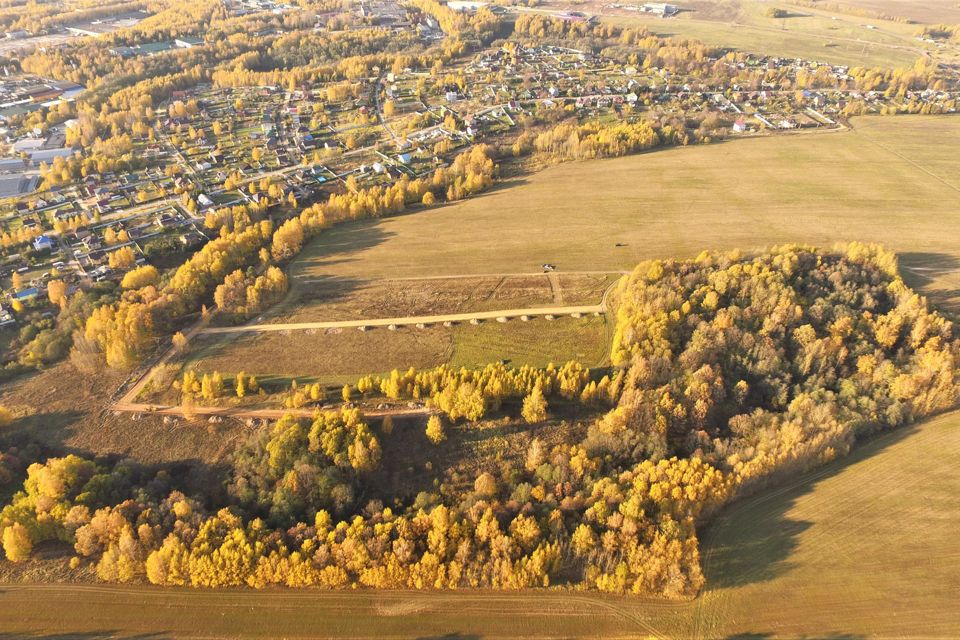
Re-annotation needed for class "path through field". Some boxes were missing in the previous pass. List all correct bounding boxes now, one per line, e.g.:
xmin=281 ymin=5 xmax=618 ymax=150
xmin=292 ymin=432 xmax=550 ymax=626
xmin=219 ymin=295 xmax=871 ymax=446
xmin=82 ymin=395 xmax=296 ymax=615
xmin=198 ymin=304 xmax=604 ymax=335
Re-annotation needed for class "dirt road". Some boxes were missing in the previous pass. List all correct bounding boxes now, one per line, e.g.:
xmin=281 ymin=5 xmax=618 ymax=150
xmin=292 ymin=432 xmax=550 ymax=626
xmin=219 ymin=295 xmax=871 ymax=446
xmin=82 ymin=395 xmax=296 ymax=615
xmin=199 ymin=304 xmax=605 ymax=335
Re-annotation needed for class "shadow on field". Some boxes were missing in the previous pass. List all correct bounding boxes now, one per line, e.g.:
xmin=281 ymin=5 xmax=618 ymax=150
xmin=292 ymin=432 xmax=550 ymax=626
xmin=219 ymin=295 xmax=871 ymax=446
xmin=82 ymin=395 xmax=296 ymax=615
xmin=725 ymin=634 xmax=866 ymax=640
xmin=415 ymin=635 xmax=482 ymax=640
xmin=899 ymin=252 xmax=960 ymax=319
xmin=0 ymin=633 xmax=171 ymax=639
xmin=699 ymin=424 xmax=919 ymax=591
xmin=293 ymin=218 xmax=395 ymax=272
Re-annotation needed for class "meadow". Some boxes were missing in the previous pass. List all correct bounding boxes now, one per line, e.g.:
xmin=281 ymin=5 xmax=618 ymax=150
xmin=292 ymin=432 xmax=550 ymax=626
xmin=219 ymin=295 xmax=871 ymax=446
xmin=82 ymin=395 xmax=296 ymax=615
xmin=288 ymin=115 xmax=960 ymax=311
xmin=170 ymin=115 xmax=960 ymax=392
xmin=3 ymin=410 xmax=957 ymax=638
xmin=591 ymin=0 xmax=932 ymax=68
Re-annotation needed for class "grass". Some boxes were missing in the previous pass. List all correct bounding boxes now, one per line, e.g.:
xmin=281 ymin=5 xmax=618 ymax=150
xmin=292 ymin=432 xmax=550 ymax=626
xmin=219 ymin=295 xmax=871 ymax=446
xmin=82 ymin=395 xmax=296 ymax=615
xmin=688 ymin=409 xmax=960 ymax=638
xmin=821 ymin=0 xmax=960 ymax=24
xmin=289 ymin=115 xmax=960 ymax=313
xmin=3 ymin=410 xmax=958 ymax=638
xmin=177 ymin=115 xmax=960 ymax=389
xmin=450 ymin=314 xmax=610 ymax=369
xmin=181 ymin=314 xmax=610 ymax=387
xmin=592 ymin=0 xmax=934 ymax=68
xmin=172 ymin=271 xmax=615 ymax=390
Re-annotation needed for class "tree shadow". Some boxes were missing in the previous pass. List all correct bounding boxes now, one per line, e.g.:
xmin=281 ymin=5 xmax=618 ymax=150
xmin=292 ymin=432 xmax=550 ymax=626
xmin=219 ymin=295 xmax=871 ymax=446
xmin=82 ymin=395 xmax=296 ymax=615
xmin=293 ymin=217 xmax=396 ymax=273
xmin=0 ymin=633 xmax=172 ymax=639
xmin=898 ymin=251 xmax=960 ymax=319
xmin=699 ymin=424 xmax=920 ymax=591
xmin=415 ymin=635 xmax=483 ymax=640
xmin=726 ymin=634 xmax=865 ymax=640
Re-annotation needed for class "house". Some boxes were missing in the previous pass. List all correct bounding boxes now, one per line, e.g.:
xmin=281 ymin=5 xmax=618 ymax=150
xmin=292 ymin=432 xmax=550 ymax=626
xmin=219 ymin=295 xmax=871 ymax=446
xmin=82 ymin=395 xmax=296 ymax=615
xmin=175 ymin=37 xmax=204 ymax=48
xmin=32 ymin=235 xmax=56 ymax=253
xmin=0 ymin=304 xmax=14 ymax=327
xmin=197 ymin=193 xmax=214 ymax=208
xmin=642 ymin=3 xmax=679 ymax=17
xmin=10 ymin=287 xmax=39 ymax=302
xmin=733 ymin=118 xmax=747 ymax=133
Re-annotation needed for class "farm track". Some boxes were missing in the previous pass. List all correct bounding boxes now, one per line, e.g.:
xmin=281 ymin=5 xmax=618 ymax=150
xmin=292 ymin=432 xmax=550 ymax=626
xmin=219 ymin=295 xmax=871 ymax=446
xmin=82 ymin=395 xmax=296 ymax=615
xmin=198 ymin=304 xmax=605 ymax=335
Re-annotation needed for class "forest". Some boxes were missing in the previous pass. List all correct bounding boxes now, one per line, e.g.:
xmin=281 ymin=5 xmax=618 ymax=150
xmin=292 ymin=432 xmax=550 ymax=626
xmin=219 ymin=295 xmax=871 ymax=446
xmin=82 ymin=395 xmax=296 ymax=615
xmin=2 ymin=243 xmax=956 ymax=596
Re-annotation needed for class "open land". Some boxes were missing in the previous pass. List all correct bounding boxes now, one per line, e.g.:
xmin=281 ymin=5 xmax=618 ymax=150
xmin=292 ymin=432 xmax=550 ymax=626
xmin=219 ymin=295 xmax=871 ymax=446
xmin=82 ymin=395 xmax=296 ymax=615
xmin=149 ymin=114 xmax=960 ymax=412
xmin=2 ymin=409 xmax=958 ymax=639
xmin=529 ymin=0 xmax=935 ymax=68
xmin=282 ymin=115 xmax=960 ymax=308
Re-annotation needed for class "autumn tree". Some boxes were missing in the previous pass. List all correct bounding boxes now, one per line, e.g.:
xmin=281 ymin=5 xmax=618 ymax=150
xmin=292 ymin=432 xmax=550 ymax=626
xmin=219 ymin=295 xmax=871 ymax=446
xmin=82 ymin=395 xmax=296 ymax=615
xmin=425 ymin=415 xmax=445 ymax=444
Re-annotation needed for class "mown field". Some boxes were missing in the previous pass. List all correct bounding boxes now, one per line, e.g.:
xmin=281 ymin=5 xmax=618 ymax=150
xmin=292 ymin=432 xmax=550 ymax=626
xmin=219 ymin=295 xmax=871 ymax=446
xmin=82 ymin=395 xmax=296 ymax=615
xmin=176 ymin=116 xmax=960 ymax=389
xmin=289 ymin=116 xmax=960 ymax=312
xmin=3 ymin=410 xmax=958 ymax=638
xmin=181 ymin=314 xmax=611 ymax=389
xmin=589 ymin=0 xmax=932 ymax=68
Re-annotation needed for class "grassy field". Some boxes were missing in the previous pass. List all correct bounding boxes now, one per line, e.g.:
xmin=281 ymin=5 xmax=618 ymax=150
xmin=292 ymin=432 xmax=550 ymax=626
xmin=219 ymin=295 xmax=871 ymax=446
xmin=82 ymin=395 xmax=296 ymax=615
xmin=182 ymin=314 xmax=611 ymax=387
xmin=824 ymin=0 xmax=960 ymax=24
xmin=585 ymin=0 xmax=933 ymax=68
xmin=175 ymin=115 xmax=960 ymax=389
xmin=289 ymin=116 xmax=960 ymax=313
xmin=4 ymin=410 xmax=958 ymax=638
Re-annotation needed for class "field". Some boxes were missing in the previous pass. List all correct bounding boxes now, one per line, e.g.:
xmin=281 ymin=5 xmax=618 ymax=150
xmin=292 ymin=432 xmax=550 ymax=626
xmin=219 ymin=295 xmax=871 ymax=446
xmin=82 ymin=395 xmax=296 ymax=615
xmin=167 ymin=271 xmax=616 ymax=392
xmin=164 ymin=115 xmax=960 ymax=394
xmin=285 ymin=115 xmax=960 ymax=312
xmin=185 ymin=314 xmax=610 ymax=386
xmin=3 ymin=410 xmax=958 ymax=638
xmin=577 ymin=0 xmax=934 ymax=68
xmin=826 ymin=0 xmax=960 ymax=24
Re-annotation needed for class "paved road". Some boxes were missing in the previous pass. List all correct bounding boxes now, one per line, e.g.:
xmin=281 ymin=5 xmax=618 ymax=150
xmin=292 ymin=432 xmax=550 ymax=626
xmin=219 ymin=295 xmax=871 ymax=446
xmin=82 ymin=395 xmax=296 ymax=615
xmin=199 ymin=304 xmax=605 ymax=335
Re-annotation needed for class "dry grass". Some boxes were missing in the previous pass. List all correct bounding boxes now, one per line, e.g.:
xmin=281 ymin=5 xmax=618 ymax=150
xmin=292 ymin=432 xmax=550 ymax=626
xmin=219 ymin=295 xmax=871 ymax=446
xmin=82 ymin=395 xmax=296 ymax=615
xmin=180 ymin=314 xmax=610 ymax=387
xmin=289 ymin=116 xmax=960 ymax=312
xmin=263 ymin=271 xmax=614 ymax=326
xmin=0 ymin=362 xmax=249 ymax=496
xmin=589 ymin=0 xmax=933 ymax=68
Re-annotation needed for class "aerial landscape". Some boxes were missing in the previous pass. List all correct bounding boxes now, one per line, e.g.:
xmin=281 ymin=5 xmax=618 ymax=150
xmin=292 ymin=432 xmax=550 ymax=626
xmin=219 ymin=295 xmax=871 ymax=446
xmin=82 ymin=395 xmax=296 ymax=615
xmin=0 ymin=0 xmax=957 ymax=637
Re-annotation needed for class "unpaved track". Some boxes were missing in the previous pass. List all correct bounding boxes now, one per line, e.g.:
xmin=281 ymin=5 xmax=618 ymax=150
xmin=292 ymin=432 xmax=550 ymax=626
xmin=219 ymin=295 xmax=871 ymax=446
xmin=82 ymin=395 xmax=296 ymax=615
xmin=199 ymin=304 xmax=605 ymax=335
xmin=112 ymin=400 xmax=429 ymax=420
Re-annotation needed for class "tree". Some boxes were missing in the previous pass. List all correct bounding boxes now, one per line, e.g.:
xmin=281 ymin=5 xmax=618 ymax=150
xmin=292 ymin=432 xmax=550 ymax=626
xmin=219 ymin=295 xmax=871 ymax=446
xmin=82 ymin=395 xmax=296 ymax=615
xmin=342 ymin=384 xmax=352 ymax=403
xmin=381 ymin=415 xmax=394 ymax=435
xmin=2 ymin=523 xmax=32 ymax=562
xmin=422 ymin=191 xmax=436 ymax=206
xmin=121 ymin=265 xmax=159 ymax=290
xmin=425 ymin=415 xmax=445 ymax=444
xmin=521 ymin=385 xmax=548 ymax=423
xmin=0 ymin=405 xmax=12 ymax=428
xmin=47 ymin=280 xmax=68 ymax=306
xmin=108 ymin=246 xmax=136 ymax=270
xmin=236 ymin=372 xmax=247 ymax=398
xmin=172 ymin=332 xmax=188 ymax=354
xmin=474 ymin=471 xmax=497 ymax=497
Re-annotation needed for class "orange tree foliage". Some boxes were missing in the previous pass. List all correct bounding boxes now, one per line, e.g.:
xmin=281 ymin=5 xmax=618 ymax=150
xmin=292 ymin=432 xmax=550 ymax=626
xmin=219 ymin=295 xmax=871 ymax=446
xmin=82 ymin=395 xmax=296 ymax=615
xmin=5 ymin=244 xmax=959 ymax=598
